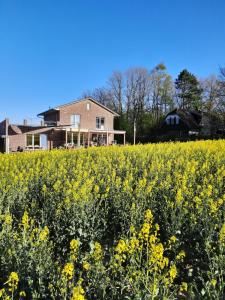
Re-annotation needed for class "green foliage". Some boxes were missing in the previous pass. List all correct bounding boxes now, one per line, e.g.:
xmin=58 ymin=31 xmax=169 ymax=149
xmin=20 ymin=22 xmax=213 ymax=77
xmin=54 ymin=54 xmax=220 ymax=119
xmin=175 ymin=69 xmax=203 ymax=110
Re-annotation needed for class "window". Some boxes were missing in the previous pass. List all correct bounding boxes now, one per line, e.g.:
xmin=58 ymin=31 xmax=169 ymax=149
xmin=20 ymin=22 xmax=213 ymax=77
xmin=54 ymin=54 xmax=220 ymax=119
xmin=165 ymin=115 xmax=180 ymax=125
xmin=87 ymin=103 xmax=91 ymax=111
xmin=26 ymin=134 xmax=33 ymax=146
xmin=96 ymin=117 xmax=105 ymax=129
xmin=40 ymin=134 xmax=48 ymax=149
xmin=67 ymin=132 xmax=84 ymax=146
xmin=34 ymin=134 xmax=40 ymax=146
xmin=70 ymin=114 xmax=80 ymax=128
xmin=26 ymin=134 xmax=40 ymax=148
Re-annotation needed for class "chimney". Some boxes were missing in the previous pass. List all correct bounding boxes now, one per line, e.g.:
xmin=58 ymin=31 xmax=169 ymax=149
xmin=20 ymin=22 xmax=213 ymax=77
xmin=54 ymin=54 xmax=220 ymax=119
xmin=23 ymin=119 xmax=28 ymax=126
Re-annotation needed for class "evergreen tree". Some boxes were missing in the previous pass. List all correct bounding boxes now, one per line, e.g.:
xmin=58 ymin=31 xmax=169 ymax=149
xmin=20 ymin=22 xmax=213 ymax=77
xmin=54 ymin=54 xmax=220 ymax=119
xmin=175 ymin=69 xmax=202 ymax=110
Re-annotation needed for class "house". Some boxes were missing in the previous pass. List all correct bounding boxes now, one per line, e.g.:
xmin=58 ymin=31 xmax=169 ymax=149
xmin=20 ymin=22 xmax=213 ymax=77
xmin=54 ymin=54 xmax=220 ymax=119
xmin=0 ymin=97 xmax=126 ymax=153
xmin=160 ymin=108 xmax=202 ymax=137
xmin=160 ymin=108 xmax=224 ymax=138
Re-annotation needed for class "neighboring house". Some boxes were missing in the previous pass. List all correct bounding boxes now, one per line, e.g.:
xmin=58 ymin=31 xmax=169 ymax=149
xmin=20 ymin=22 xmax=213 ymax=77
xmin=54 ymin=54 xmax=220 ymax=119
xmin=0 ymin=97 xmax=126 ymax=153
xmin=160 ymin=108 xmax=202 ymax=137
xmin=160 ymin=108 xmax=224 ymax=138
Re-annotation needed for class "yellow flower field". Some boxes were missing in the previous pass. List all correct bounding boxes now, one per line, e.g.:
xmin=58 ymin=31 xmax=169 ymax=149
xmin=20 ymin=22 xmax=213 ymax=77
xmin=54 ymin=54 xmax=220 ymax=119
xmin=0 ymin=140 xmax=224 ymax=299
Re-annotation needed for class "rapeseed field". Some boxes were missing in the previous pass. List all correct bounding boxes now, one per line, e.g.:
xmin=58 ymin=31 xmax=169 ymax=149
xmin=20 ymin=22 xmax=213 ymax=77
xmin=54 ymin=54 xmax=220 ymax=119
xmin=0 ymin=140 xmax=224 ymax=299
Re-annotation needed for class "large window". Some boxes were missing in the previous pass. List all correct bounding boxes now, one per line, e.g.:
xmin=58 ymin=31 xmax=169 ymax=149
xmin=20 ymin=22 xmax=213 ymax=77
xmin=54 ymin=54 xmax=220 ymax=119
xmin=70 ymin=115 xmax=80 ymax=128
xmin=26 ymin=134 xmax=40 ymax=148
xmin=96 ymin=117 xmax=105 ymax=129
xmin=67 ymin=132 xmax=84 ymax=146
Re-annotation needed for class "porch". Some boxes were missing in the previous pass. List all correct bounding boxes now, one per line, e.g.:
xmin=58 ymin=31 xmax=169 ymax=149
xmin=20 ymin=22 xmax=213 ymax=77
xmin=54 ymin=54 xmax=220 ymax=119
xmin=58 ymin=127 xmax=126 ymax=148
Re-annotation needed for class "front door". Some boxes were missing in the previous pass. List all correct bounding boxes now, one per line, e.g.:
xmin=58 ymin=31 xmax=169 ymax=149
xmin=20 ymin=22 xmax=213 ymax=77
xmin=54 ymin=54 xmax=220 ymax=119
xmin=40 ymin=134 xmax=48 ymax=150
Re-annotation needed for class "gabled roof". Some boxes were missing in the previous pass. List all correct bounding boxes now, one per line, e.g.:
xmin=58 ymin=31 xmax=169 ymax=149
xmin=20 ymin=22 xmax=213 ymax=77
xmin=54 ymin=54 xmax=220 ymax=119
xmin=37 ymin=97 xmax=119 ymax=117
xmin=166 ymin=108 xmax=202 ymax=129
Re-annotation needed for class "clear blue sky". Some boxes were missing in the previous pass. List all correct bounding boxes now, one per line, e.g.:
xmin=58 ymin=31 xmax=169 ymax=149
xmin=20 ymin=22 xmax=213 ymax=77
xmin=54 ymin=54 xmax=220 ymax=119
xmin=0 ymin=0 xmax=225 ymax=123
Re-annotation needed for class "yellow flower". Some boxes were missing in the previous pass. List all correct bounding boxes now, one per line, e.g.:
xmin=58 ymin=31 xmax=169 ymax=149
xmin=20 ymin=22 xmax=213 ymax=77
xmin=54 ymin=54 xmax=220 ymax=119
xmin=128 ymin=237 xmax=139 ymax=254
xmin=219 ymin=224 xmax=225 ymax=244
xmin=62 ymin=262 xmax=74 ymax=280
xmin=176 ymin=250 xmax=185 ymax=260
xmin=139 ymin=223 xmax=150 ymax=241
xmin=155 ymin=223 xmax=160 ymax=231
xmin=22 ymin=211 xmax=29 ymax=230
xmin=71 ymin=284 xmax=85 ymax=300
xmin=211 ymin=279 xmax=217 ymax=287
xmin=115 ymin=239 xmax=127 ymax=254
xmin=94 ymin=185 xmax=99 ymax=193
xmin=93 ymin=242 xmax=102 ymax=261
xmin=170 ymin=235 xmax=177 ymax=243
xmin=130 ymin=225 xmax=135 ymax=234
xmin=70 ymin=239 xmax=79 ymax=261
xmin=7 ymin=272 xmax=19 ymax=291
xmin=180 ymin=282 xmax=188 ymax=292
xmin=149 ymin=234 xmax=157 ymax=244
xmin=0 ymin=289 xmax=5 ymax=297
xmin=70 ymin=239 xmax=79 ymax=252
xmin=149 ymin=243 xmax=168 ymax=270
xmin=169 ymin=265 xmax=177 ymax=281
xmin=83 ymin=261 xmax=90 ymax=271
xmin=39 ymin=226 xmax=49 ymax=241
xmin=176 ymin=189 xmax=183 ymax=204
xmin=145 ymin=209 xmax=153 ymax=223
xmin=5 ymin=214 xmax=13 ymax=225
xmin=207 ymin=185 xmax=213 ymax=197
xmin=19 ymin=291 xmax=26 ymax=297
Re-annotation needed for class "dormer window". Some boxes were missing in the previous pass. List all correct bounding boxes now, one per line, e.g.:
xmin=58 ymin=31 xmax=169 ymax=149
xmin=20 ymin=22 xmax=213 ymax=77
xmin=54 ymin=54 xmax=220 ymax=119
xmin=87 ymin=103 xmax=91 ymax=111
xmin=165 ymin=115 xmax=180 ymax=125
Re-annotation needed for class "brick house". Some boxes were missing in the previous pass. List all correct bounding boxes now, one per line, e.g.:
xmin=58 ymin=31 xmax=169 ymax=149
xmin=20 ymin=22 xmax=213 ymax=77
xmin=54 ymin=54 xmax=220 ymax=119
xmin=0 ymin=97 xmax=126 ymax=153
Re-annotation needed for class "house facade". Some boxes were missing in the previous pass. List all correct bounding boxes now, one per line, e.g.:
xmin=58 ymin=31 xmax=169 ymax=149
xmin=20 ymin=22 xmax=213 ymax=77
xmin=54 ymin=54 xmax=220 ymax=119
xmin=160 ymin=108 xmax=224 ymax=138
xmin=160 ymin=109 xmax=202 ymax=137
xmin=0 ymin=98 xmax=126 ymax=153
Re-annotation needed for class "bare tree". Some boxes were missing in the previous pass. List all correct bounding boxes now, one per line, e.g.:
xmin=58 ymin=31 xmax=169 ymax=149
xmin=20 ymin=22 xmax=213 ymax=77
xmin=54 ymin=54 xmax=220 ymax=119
xmin=218 ymin=67 xmax=225 ymax=113
xmin=125 ymin=67 xmax=150 ymax=123
xmin=107 ymin=71 xmax=124 ymax=114
xmin=148 ymin=63 xmax=174 ymax=121
xmin=200 ymin=75 xmax=220 ymax=112
xmin=82 ymin=87 xmax=113 ymax=109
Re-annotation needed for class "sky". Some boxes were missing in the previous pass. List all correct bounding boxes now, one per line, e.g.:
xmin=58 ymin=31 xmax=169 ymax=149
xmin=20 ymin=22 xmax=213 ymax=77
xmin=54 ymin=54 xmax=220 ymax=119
xmin=0 ymin=0 xmax=225 ymax=124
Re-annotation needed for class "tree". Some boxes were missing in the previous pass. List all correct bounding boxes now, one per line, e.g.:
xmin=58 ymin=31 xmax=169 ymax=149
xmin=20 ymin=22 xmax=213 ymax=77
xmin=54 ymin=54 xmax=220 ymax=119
xmin=148 ymin=63 xmax=174 ymax=121
xmin=200 ymin=75 xmax=220 ymax=113
xmin=175 ymin=69 xmax=202 ymax=110
xmin=82 ymin=87 xmax=113 ymax=109
xmin=107 ymin=71 xmax=124 ymax=115
xmin=218 ymin=67 xmax=225 ymax=113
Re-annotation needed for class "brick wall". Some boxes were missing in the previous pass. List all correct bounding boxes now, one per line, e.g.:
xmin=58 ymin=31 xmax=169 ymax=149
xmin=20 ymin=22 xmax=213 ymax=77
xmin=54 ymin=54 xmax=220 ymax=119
xmin=8 ymin=127 xmax=52 ymax=152
xmin=59 ymin=99 xmax=115 ymax=130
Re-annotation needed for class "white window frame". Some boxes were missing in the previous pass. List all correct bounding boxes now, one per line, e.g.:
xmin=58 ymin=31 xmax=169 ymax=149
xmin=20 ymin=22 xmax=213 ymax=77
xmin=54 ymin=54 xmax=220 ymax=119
xmin=26 ymin=134 xmax=41 ymax=149
xmin=96 ymin=117 xmax=105 ymax=129
xmin=87 ymin=103 xmax=91 ymax=111
xmin=71 ymin=114 xmax=80 ymax=128
xmin=165 ymin=115 xmax=180 ymax=125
